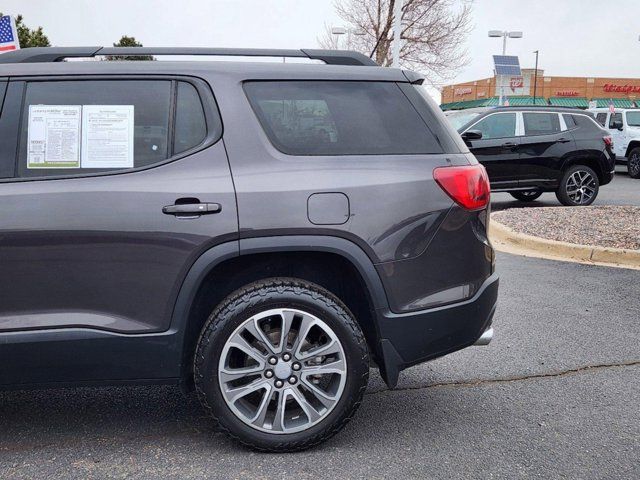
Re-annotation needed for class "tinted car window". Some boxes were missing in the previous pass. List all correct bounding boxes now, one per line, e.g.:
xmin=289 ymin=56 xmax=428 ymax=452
xmin=244 ymin=81 xmax=442 ymax=155
xmin=470 ymin=113 xmax=516 ymax=139
xmin=573 ymin=114 xmax=601 ymax=131
xmin=609 ymin=113 xmax=622 ymax=129
xmin=174 ymin=82 xmax=207 ymax=154
xmin=626 ymin=111 xmax=640 ymax=127
xmin=595 ymin=113 xmax=607 ymax=126
xmin=523 ymin=113 xmax=561 ymax=135
xmin=563 ymin=114 xmax=576 ymax=128
xmin=18 ymin=80 xmax=171 ymax=178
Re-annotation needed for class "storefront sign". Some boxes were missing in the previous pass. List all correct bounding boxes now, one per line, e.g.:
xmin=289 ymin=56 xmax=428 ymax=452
xmin=454 ymin=87 xmax=472 ymax=96
xmin=555 ymin=90 xmax=580 ymax=97
xmin=510 ymin=77 xmax=523 ymax=92
xmin=603 ymin=83 xmax=640 ymax=94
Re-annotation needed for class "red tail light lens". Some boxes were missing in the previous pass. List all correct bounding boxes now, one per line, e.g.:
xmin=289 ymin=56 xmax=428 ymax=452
xmin=433 ymin=164 xmax=490 ymax=211
xmin=603 ymin=136 xmax=613 ymax=148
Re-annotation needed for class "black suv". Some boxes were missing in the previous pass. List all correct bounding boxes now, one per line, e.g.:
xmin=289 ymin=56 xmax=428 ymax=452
xmin=457 ymin=107 xmax=615 ymax=205
xmin=0 ymin=47 xmax=498 ymax=451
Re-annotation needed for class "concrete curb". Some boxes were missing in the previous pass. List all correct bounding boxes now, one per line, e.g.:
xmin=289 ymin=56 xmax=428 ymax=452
xmin=489 ymin=216 xmax=640 ymax=270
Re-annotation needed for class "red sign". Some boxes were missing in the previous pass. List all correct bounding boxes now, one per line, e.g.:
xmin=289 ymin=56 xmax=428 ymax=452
xmin=603 ymin=83 xmax=640 ymax=94
xmin=555 ymin=90 xmax=580 ymax=97
xmin=509 ymin=77 xmax=523 ymax=92
xmin=454 ymin=87 xmax=472 ymax=96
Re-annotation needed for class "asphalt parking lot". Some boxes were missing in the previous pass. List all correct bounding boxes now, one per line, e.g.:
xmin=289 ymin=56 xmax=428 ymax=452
xmin=1 ymin=250 xmax=638 ymax=480
xmin=492 ymin=167 xmax=639 ymax=210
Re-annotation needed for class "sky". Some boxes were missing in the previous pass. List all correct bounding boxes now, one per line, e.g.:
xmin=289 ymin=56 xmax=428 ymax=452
xmin=5 ymin=0 xmax=640 ymax=102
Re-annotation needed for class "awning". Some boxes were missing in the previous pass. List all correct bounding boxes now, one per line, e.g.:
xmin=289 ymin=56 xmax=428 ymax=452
xmin=549 ymin=97 xmax=588 ymax=107
xmin=594 ymin=98 xmax=635 ymax=108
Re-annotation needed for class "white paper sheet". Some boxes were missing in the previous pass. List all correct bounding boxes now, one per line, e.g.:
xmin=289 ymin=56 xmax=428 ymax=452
xmin=81 ymin=105 xmax=134 ymax=169
xmin=27 ymin=105 xmax=81 ymax=168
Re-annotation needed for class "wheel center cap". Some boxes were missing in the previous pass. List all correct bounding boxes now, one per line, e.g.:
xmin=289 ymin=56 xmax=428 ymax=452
xmin=274 ymin=361 xmax=292 ymax=380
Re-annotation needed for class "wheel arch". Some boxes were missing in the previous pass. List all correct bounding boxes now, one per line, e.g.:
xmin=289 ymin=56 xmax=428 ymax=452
xmin=170 ymin=236 xmax=390 ymax=386
xmin=625 ymin=141 xmax=640 ymax=158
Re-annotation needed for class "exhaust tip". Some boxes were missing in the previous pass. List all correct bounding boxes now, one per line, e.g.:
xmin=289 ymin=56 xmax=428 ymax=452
xmin=474 ymin=327 xmax=493 ymax=346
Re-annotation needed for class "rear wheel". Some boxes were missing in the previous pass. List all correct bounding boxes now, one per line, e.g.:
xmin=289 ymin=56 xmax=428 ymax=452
xmin=509 ymin=190 xmax=542 ymax=202
xmin=555 ymin=165 xmax=599 ymax=206
xmin=194 ymin=277 xmax=369 ymax=452
xmin=628 ymin=148 xmax=640 ymax=179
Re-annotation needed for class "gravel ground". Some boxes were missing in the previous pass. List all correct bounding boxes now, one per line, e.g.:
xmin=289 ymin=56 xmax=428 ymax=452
xmin=493 ymin=205 xmax=640 ymax=250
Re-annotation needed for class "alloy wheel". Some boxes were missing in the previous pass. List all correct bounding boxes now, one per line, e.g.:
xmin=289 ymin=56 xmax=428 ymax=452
xmin=565 ymin=170 xmax=597 ymax=204
xmin=218 ymin=308 xmax=347 ymax=434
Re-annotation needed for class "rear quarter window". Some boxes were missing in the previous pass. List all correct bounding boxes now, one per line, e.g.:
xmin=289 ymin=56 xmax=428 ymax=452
xmin=244 ymin=81 xmax=443 ymax=155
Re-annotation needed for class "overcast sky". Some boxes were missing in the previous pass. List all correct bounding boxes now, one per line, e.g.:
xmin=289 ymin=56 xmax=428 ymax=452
xmin=5 ymin=0 xmax=640 ymax=102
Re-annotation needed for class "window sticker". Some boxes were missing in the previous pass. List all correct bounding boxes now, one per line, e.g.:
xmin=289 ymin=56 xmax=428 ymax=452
xmin=27 ymin=105 xmax=81 ymax=168
xmin=81 ymin=105 xmax=134 ymax=169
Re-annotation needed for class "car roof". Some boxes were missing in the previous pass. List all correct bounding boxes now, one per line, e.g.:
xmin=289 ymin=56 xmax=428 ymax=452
xmin=487 ymin=106 xmax=593 ymax=114
xmin=0 ymin=59 xmax=413 ymax=83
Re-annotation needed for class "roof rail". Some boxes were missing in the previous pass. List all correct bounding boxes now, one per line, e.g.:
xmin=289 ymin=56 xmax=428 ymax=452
xmin=0 ymin=47 xmax=378 ymax=66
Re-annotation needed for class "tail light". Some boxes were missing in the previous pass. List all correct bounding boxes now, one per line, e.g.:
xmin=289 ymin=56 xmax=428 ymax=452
xmin=603 ymin=136 xmax=613 ymax=148
xmin=433 ymin=164 xmax=490 ymax=211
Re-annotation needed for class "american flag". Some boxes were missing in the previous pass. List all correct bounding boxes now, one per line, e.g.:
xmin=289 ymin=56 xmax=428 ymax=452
xmin=0 ymin=15 xmax=20 ymax=53
xmin=608 ymin=100 xmax=615 ymax=114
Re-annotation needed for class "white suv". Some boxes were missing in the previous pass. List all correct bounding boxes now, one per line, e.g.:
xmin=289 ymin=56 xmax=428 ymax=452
xmin=587 ymin=108 xmax=640 ymax=178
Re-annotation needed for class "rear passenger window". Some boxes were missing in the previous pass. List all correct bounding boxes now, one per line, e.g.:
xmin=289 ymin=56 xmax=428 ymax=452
xmin=563 ymin=114 xmax=576 ymax=128
xmin=16 ymin=79 xmax=209 ymax=179
xmin=595 ymin=113 xmax=607 ymax=126
xmin=174 ymin=82 xmax=207 ymax=154
xmin=244 ymin=81 xmax=442 ymax=155
xmin=523 ymin=113 xmax=561 ymax=135
xmin=470 ymin=113 xmax=516 ymax=139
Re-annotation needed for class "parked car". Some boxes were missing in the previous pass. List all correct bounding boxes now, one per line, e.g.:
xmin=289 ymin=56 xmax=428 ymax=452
xmin=443 ymin=106 xmax=492 ymax=130
xmin=0 ymin=47 xmax=498 ymax=452
xmin=587 ymin=107 xmax=640 ymax=178
xmin=458 ymin=107 xmax=616 ymax=205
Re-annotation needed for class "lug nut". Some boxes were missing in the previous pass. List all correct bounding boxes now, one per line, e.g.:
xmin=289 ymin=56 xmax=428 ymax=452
xmin=292 ymin=362 xmax=301 ymax=371
xmin=275 ymin=380 xmax=284 ymax=388
xmin=264 ymin=370 xmax=274 ymax=378
xmin=288 ymin=376 xmax=297 ymax=384
xmin=268 ymin=357 xmax=278 ymax=365
xmin=282 ymin=352 xmax=291 ymax=361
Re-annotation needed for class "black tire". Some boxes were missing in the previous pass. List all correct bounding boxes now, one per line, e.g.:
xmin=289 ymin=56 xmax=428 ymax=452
xmin=194 ymin=277 xmax=369 ymax=452
xmin=628 ymin=148 xmax=640 ymax=179
xmin=509 ymin=190 xmax=543 ymax=202
xmin=555 ymin=165 xmax=600 ymax=206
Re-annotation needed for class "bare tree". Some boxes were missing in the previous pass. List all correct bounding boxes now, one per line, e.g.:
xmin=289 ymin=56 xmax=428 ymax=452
xmin=320 ymin=0 xmax=473 ymax=82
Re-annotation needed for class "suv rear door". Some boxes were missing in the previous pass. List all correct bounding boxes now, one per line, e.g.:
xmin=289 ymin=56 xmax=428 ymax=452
xmin=463 ymin=111 xmax=520 ymax=188
xmin=517 ymin=111 xmax=573 ymax=187
xmin=0 ymin=77 xmax=238 ymax=385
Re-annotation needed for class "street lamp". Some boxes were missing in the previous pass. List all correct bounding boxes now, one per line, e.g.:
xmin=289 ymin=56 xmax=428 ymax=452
xmin=489 ymin=30 xmax=523 ymax=105
xmin=331 ymin=26 xmax=365 ymax=49
xmin=488 ymin=30 xmax=523 ymax=55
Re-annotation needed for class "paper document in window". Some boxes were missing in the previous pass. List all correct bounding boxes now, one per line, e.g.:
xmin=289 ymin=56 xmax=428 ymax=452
xmin=27 ymin=105 xmax=81 ymax=168
xmin=81 ymin=105 xmax=134 ymax=169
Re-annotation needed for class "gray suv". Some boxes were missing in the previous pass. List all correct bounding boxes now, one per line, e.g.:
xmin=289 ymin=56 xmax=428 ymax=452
xmin=0 ymin=47 xmax=498 ymax=451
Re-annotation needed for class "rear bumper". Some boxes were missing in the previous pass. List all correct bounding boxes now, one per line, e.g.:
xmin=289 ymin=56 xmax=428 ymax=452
xmin=376 ymin=272 xmax=499 ymax=387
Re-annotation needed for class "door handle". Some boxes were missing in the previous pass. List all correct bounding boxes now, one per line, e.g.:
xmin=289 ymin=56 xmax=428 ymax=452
xmin=501 ymin=142 xmax=518 ymax=150
xmin=162 ymin=202 xmax=222 ymax=216
xmin=556 ymin=137 xmax=571 ymax=143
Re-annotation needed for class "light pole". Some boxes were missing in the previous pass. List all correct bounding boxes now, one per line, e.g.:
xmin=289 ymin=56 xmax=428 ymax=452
xmin=533 ymin=50 xmax=539 ymax=105
xmin=392 ymin=0 xmax=404 ymax=67
xmin=489 ymin=30 xmax=523 ymax=105
xmin=331 ymin=26 xmax=365 ymax=50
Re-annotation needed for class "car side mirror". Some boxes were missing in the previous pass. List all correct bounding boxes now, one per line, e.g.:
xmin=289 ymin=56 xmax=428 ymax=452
xmin=611 ymin=120 xmax=623 ymax=131
xmin=461 ymin=130 xmax=483 ymax=141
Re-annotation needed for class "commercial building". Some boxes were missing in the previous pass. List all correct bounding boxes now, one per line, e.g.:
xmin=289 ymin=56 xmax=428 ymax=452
xmin=441 ymin=68 xmax=640 ymax=110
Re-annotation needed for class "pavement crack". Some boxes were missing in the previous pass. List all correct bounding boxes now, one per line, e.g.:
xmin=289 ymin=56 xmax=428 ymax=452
xmin=369 ymin=360 xmax=640 ymax=395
